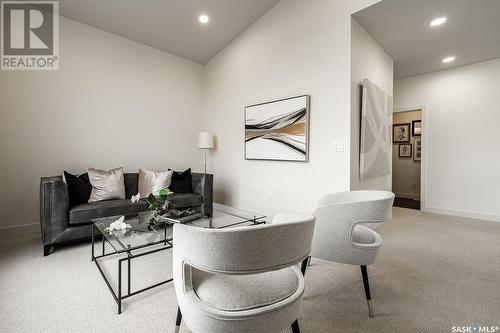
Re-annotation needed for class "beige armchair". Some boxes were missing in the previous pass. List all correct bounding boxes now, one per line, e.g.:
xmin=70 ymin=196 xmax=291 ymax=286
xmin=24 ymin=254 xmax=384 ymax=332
xmin=310 ymin=191 xmax=394 ymax=317
xmin=173 ymin=212 xmax=315 ymax=333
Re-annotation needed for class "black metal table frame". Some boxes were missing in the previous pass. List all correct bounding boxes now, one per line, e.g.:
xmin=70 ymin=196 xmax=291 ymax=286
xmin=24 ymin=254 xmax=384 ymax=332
xmin=91 ymin=214 xmax=265 ymax=314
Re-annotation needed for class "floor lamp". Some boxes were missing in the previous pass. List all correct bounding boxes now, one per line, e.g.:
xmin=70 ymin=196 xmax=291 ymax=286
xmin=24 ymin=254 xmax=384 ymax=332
xmin=198 ymin=132 xmax=214 ymax=174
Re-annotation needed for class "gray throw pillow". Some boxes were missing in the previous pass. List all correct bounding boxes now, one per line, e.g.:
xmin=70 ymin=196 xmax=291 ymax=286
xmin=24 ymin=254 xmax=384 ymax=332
xmin=88 ymin=167 xmax=126 ymax=202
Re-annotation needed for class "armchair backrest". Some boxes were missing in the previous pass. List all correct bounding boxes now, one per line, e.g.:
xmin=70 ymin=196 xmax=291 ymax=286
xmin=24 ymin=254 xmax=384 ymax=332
xmin=173 ymin=213 xmax=315 ymax=275
xmin=311 ymin=191 xmax=394 ymax=262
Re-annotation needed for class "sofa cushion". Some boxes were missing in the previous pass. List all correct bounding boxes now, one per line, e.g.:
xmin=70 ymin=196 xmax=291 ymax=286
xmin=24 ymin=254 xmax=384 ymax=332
xmin=169 ymin=168 xmax=193 ymax=193
xmin=88 ymin=167 xmax=126 ymax=203
xmin=69 ymin=199 xmax=148 ymax=225
xmin=124 ymin=173 xmax=139 ymax=199
xmin=138 ymin=169 xmax=173 ymax=197
xmin=69 ymin=193 xmax=202 ymax=225
xmin=169 ymin=193 xmax=202 ymax=208
xmin=63 ymin=171 xmax=92 ymax=208
xmin=192 ymin=267 xmax=300 ymax=311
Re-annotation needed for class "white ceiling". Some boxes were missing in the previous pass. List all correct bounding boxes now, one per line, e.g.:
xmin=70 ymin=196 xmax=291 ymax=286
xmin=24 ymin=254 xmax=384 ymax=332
xmin=353 ymin=0 xmax=500 ymax=79
xmin=53 ymin=0 xmax=280 ymax=64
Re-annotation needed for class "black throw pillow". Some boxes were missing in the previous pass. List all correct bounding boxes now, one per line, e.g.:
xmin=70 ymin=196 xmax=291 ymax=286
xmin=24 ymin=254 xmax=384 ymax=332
xmin=169 ymin=168 xmax=193 ymax=193
xmin=64 ymin=171 xmax=92 ymax=207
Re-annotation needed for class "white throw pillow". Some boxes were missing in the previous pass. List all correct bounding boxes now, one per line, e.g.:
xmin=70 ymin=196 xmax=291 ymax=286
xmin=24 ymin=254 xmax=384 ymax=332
xmin=138 ymin=169 xmax=173 ymax=197
xmin=88 ymin=167 xmax=126 ymax=203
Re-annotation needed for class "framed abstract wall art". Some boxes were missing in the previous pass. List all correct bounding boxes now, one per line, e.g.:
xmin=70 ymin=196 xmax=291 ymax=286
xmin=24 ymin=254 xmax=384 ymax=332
xmin=359 ymin=79 xmax=391 ymax=180
xmin=245 ymin=95 xmax=310 ymax=162
xmin=393 ymin=123 xmax=411 ymax=143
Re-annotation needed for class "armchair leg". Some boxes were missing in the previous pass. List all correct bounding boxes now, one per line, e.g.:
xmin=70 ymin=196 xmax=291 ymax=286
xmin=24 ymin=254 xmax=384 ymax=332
xmin=300 ymin=256 xmax=310 ymax=276
xmin=174 ymin=306 xmax=182 ymax=333
xmin=43 ymin=245 xmax=53 ymax=256
xmin=291 ymin=319 xmax=300 ymax=333
xmin=360 ymin=265 xmax=374 ymax=318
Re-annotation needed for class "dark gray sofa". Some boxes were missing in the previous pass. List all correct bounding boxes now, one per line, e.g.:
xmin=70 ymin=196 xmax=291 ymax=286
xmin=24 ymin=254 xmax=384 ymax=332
xmin=40 ymin=172 xmax=213 ymax=256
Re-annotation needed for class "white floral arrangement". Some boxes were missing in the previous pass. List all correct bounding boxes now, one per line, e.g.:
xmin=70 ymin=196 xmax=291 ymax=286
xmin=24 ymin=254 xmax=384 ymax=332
xmin=104 ymin=216 xmax=131 ymax=233
xmin=131 ymin=193 xmax=141 ymax=203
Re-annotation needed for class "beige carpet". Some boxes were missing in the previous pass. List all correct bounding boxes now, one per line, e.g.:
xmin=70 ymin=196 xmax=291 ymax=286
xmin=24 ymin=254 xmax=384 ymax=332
xmin=1 ymin=208 xmax=499 ymax=333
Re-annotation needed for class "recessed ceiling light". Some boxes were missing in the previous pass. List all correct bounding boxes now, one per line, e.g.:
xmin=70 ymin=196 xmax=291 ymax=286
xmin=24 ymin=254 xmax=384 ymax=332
xmin=442 ymin=56 xmax=455 ymax=63
xmin=198 ymin=14 xmax=209 ymax=24
xmin=430 ymin=17 xmax=447 ymax=26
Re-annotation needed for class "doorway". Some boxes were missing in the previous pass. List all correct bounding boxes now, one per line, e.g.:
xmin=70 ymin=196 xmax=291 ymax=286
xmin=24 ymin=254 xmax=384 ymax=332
xmin=392 ymin=109 xmax=422 ymax=210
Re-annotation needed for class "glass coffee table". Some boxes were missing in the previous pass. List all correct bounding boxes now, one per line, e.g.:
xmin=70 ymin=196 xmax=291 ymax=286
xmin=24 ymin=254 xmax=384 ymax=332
xmin=91 ymin=204 xmax=266 ymax=314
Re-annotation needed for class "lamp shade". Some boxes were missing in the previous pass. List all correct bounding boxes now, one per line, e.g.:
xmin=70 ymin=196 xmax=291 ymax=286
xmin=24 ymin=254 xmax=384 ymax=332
xmin=198 ymin=132 xmax=214 ymax=149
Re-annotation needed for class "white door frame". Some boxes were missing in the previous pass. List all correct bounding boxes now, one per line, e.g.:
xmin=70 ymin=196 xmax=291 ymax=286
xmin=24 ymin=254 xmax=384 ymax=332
xmin=393 ymin=105 xmax=427 ymax=211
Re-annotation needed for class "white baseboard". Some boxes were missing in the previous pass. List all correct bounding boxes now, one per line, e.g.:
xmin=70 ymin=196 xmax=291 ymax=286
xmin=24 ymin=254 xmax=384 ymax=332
xmin=423 ymin=206 xmax=500 ymax=223
xmin=0 ymin=222 xmax=38 ymax=230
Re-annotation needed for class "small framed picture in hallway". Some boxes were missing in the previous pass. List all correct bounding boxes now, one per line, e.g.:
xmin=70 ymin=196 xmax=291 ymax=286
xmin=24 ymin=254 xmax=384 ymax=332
xmin=398 ymin=143 xmax=412 ymax=158
xmin=412 ymin=120 xmax=422 ymax=136
xmin=413 ymin=138 xmax=422 ymax=161
xmin=393 ymin=123 xmax=411 ymax=143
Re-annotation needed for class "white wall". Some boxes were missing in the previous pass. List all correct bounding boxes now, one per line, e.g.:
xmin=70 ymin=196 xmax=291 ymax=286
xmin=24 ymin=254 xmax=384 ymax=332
xmin=0 ymin=17 xmax=204 ymax=228
xmin=394 ymin=58 xmax=500 ymax=221
xmin=350 ymin=18 xmax=393 ymax=191
xmin=203 ymin=0 xmax=380 ymax=216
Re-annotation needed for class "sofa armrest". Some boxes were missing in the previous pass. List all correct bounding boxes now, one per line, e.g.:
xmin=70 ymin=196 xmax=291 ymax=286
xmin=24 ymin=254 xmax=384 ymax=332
xmin=40 ymin=176 xmax=69 ymax=246
xmin=191 ymin=173 xmax=213 ymax=217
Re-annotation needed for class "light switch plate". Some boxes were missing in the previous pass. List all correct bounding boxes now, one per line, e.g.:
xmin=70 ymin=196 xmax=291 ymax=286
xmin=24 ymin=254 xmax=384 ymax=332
xmin=333 ymin=141 xmax=344 ymax=152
